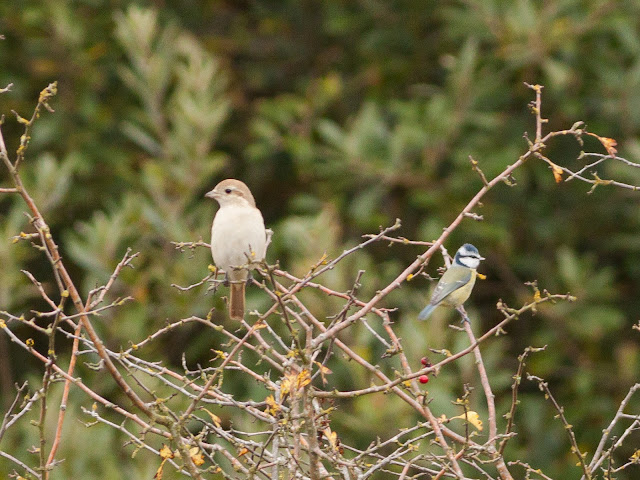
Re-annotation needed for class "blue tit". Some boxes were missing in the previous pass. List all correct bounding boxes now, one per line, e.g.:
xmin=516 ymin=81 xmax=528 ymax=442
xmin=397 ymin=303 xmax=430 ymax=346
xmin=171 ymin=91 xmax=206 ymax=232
xmin=418 ymin=244 xmax=484 ymax=321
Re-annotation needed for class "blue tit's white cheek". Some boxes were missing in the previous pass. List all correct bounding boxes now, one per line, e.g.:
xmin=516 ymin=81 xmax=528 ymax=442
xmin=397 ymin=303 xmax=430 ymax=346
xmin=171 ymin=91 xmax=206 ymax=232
xmin=458 ymin=256 xmax=480 ymax=269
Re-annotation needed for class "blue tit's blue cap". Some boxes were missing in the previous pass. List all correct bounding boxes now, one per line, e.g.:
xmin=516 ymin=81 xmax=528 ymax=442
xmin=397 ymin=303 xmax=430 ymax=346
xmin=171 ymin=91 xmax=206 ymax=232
xmin=455 ymin=244 xmax=485 ymax=261
xmin=460 ymin=244 xmax=479 ymax=256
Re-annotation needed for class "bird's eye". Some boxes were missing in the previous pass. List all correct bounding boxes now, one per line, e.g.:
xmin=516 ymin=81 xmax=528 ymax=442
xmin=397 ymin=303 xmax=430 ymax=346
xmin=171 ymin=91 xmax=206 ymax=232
xmin=225 ymin=188 xmax=232 ymax=194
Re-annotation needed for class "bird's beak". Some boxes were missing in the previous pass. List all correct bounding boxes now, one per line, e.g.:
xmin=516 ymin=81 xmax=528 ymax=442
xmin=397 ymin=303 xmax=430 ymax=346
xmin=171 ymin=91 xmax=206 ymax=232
xmin=205 ymin=190 xmax=217 ymax=199
xmin=479 ymin=256 xmax=486 ymax=261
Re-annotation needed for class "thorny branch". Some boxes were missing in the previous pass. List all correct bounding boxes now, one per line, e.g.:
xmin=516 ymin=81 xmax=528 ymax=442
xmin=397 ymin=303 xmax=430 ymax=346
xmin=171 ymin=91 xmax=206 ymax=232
xmin=527 ymin=374 xmax=591 ymax=480
xmin=0 ymin=84 xmax=639 ymax=479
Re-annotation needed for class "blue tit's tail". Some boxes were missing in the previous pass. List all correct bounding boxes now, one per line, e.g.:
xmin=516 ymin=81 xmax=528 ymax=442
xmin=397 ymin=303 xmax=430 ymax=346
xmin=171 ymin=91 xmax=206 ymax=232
xmin=418 ymin=304 xmax=436 ymax=321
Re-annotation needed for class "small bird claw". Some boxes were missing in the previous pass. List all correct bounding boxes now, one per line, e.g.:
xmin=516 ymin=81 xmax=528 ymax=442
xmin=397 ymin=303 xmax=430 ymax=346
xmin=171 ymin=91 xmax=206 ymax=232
xmin=456 ymin=306 xmax=471 ymax=324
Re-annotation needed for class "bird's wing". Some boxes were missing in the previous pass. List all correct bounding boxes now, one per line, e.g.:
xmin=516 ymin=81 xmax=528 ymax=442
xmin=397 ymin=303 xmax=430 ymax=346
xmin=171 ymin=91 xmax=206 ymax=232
xmin=429 ymin=266 xmax=472 ymax=305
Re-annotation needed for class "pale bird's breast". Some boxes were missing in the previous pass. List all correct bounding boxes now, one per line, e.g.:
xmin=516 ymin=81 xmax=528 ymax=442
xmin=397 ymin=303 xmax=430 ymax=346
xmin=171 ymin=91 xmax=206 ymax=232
xmin=441 ymin=271 xmax=477 ymax=307
xmin=211 ymin=205 xmax=267 ymax=280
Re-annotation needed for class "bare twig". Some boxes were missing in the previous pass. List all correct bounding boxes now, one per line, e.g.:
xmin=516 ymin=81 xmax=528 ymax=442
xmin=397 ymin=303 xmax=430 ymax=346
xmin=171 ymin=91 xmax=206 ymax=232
xmin=499 ymin=346 xmax=547 ymax=455
xmin=527 ymin=374 xmax=592 ymax=480
xmin=0 ymin=381 xmax=29 ymax=443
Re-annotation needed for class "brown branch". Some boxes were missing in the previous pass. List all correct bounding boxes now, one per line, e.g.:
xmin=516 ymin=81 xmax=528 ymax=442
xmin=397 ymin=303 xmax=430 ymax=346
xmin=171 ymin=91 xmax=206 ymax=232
xmin=312 ymin=292 xmax=573 ymax=398
xmin=0 ymin=381 xmax=29 ymax=443
xmin=524 ymin=83 xmax=546 ymax=143
xmin=0 ymin=322 xmax=169 ymax=438
xmin=45 ymin=320 xmax=82 ymax=472
xmin=499 ymin=346 xmax=547 ymax=455
xmin=508 ymin=460 xmax=554 ymax=480
xmin=527 ymin=374 xmax=591 ymax=479
xmin=461 ymin=312 xmax=497 ymax=440
xmin=314 ymin=152 xmax=530 ymax=347
xmin=0 ymin=85 xmax=170 ymax=426
xmin=0 ymin=450 xmax=41 ymax=479
xmin=586 ymin=383 xmax=640 ymax=477
xmin=459 ymin=307 xmax=513 ymax=480
xmin=279 ymin=283 xmax=468 ymax=478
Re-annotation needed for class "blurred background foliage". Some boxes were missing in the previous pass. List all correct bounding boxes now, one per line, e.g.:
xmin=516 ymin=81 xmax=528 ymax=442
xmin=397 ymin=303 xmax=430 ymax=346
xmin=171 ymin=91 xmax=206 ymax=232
xmin=1 ymin=1 xmax=640 ymax=478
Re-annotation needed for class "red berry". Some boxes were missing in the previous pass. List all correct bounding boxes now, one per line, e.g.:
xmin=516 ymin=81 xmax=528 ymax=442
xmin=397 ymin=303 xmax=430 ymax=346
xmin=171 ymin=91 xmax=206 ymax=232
xmin=418 ymin=375 xmax=429 ymax=384
xmin=420 ymin=357 xmax=432 ymax=367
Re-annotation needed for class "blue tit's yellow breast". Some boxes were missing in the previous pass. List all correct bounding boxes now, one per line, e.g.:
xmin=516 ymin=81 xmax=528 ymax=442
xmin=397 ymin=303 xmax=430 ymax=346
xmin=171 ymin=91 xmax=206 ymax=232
xmin=441 ymin=270 xmax=477 ymax=307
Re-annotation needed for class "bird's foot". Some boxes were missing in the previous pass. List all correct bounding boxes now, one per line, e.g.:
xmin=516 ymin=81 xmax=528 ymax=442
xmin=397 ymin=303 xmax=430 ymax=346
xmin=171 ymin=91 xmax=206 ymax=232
xmin=456 ymin=306 xmax=471 ymax=324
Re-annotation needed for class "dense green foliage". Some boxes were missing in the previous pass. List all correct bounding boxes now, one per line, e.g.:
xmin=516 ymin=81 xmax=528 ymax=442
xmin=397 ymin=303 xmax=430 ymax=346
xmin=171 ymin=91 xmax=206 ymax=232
xmin=1 ymin=1 xmax=640 ymax=478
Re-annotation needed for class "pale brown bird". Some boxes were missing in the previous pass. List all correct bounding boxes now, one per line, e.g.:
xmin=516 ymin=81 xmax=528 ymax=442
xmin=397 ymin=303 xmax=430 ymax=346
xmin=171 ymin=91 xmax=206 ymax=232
xmin=206 ymin=179 xmax=267 ymax=320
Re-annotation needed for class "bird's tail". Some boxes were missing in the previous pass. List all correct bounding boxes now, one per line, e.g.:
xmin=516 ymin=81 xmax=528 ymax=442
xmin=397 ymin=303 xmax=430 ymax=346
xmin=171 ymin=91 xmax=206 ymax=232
xmin=229 ymin=282 xmax=245 ymax=320
xmin=417 ymin=304 xmax=436 ymax=321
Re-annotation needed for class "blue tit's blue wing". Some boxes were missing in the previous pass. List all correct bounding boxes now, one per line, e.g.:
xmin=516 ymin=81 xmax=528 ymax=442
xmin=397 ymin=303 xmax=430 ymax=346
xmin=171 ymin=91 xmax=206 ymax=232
xmin=428 ymin=266 xmax=472 ymax=306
